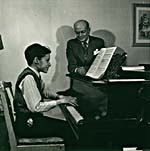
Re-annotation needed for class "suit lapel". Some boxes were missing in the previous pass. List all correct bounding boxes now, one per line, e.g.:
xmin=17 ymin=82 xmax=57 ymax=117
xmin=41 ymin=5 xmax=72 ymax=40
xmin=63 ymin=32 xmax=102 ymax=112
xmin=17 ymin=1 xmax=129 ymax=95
xmin=88 ymin=36 xmax=94 ymax=52
xmin=74 ymin=37 xmax=96 ymax=63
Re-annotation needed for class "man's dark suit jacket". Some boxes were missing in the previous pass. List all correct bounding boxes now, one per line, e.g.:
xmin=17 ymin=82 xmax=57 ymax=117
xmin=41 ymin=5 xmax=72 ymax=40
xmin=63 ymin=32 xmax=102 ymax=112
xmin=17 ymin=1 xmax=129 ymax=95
xmin=66 ymin=35 xmax=104 ymax=73
xmin=66 ymin=36 xmax=107 ymax=119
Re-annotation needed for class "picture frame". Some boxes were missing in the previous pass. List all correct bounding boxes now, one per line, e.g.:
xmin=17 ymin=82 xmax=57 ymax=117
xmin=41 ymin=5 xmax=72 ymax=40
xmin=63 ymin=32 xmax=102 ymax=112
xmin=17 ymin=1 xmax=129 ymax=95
xmin=133 ymin=3 xmax=150 ymax=47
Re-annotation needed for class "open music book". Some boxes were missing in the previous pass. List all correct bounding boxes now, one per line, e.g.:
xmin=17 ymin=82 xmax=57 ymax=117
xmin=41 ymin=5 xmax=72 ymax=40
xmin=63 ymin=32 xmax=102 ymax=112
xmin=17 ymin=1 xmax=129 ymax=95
xmin=86 ymin=47 xmax=117 ymax=79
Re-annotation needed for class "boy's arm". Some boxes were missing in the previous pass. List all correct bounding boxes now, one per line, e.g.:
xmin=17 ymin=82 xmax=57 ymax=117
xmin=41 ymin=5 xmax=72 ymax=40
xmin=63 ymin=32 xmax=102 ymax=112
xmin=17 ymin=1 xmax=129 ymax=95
xmin=22 ymin=75 xmax=77 ymax=112
xmin=22 ymin=75 xmax=58 ymax=112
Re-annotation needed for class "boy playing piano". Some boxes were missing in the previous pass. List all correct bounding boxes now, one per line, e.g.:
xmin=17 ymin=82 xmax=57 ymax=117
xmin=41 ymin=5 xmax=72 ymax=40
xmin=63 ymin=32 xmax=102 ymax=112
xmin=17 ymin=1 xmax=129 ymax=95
xmin=14 ymin=43 xmax=76 ymax=145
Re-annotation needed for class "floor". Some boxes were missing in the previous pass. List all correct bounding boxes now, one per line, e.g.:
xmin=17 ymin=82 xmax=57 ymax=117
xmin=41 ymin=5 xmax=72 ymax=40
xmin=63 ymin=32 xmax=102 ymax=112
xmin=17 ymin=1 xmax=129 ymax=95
xmin=0 ymin=114 xmax=149 ymax=151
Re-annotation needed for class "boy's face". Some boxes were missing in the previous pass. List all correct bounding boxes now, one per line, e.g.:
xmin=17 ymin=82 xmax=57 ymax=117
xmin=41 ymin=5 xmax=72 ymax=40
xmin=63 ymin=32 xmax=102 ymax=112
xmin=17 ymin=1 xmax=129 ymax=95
xmin=37 ymin=54 xmax=51 ymax=73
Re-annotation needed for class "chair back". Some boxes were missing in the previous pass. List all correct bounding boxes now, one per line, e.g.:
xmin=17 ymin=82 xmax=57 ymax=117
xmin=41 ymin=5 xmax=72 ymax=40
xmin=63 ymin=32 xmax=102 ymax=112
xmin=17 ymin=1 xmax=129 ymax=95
xmin=0 ymin=81 xmax=17 ymax=150
xmin=4 ymin=82 xmax=16 ymax=121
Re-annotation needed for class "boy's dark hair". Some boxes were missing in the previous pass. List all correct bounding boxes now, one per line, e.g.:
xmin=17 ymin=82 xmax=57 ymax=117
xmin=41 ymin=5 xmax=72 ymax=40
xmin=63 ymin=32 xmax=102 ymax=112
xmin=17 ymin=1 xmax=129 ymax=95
xmin=24 ymin=43 xmax=51 ymax=66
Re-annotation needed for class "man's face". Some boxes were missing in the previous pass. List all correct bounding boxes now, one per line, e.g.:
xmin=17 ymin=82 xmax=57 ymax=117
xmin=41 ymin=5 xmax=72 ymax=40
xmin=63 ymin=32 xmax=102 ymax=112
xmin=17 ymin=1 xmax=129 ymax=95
xmin=38 ymin=54 xmax=51 ymax=73
xmin=74 ymin=21 xmax=90 ymax=42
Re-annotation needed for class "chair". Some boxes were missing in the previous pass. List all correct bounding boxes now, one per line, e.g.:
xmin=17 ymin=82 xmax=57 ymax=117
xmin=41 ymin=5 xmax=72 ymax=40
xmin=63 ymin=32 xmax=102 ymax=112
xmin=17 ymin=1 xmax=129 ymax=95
xmin=0 ymin=81 xmax=65 ymax=151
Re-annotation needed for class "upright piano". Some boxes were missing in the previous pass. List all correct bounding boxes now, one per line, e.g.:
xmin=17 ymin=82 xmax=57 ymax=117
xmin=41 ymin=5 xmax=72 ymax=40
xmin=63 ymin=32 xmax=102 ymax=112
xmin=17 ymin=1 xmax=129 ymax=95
xmin=59 ymin=68 xmax=150 ymax=149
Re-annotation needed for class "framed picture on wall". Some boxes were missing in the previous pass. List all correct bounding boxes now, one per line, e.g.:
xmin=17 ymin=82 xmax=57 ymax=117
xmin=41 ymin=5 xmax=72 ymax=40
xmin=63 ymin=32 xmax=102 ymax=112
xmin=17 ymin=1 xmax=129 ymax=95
xmin=133 ymin=3 xmax=150 ymax=47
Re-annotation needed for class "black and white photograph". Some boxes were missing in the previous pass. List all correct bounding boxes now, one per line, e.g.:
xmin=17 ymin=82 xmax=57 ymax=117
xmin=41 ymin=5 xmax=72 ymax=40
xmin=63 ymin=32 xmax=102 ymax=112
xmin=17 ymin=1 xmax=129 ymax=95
xmin=0 ymin=1 xmax=150 ymax=151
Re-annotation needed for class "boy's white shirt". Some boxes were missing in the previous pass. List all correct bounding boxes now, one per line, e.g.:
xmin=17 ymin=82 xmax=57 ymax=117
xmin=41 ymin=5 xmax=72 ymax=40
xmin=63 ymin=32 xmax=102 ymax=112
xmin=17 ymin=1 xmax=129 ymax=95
xmin=19 ymin=66 xmax=57 ymax=113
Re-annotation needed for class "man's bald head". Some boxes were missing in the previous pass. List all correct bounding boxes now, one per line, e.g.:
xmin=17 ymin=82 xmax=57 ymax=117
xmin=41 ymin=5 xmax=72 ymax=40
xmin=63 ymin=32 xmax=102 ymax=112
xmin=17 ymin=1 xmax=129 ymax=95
xmin=74 ymin=19 xmax=90 ymax=42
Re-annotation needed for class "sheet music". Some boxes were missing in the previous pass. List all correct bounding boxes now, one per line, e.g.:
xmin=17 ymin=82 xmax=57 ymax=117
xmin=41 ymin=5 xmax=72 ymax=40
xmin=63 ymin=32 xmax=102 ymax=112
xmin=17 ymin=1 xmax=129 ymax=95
xmin=86 ymin=47 xmax=117 ymax=79
xmin=66 ymin=106 xmax=84 ymax=124
xmin=86 ymin=48 xmax=105 ymax=75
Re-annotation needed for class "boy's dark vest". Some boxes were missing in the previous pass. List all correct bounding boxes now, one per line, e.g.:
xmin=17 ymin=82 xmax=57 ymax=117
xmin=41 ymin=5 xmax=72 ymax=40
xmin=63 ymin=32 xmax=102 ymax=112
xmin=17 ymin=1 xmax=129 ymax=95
xmin=14 ymin=67 xmax=43 ymax=116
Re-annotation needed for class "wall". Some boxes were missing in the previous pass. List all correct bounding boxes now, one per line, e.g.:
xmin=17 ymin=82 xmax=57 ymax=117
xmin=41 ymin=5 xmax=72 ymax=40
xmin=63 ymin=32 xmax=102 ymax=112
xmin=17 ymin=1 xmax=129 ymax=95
xmin=0 ymin=0 xmax=150 ymax=92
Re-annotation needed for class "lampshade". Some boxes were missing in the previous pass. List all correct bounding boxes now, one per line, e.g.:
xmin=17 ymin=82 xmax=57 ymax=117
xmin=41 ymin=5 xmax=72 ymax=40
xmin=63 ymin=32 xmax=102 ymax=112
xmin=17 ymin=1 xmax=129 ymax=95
xmin=0 ymin=35 xmax=4 ymax=50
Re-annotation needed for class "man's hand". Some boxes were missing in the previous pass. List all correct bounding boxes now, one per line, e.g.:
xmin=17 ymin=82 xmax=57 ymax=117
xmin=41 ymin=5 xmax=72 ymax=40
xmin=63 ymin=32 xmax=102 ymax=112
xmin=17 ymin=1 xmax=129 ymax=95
xmin=77 ymin=67 xmax=86 ymax=75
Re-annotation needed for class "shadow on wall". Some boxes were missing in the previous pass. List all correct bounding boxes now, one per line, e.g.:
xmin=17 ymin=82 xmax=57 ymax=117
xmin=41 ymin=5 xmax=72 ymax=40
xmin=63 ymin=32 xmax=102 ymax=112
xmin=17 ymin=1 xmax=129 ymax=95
xmin=92 ymin=29 xmax=116 ymax=47
xmin=51 ymin=25 xmax=75 ymax=91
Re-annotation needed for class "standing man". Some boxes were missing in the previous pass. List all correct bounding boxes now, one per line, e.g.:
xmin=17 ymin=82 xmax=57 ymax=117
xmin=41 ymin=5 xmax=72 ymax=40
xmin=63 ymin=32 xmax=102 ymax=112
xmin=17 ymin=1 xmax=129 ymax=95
xmin=66 ymin=19 xmax=107 ymax=119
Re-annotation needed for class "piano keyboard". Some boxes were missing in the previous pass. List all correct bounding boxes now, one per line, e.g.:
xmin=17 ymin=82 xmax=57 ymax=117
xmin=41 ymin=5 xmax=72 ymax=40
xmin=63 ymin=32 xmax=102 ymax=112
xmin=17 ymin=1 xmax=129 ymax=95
xmin=66 ymin=106 xmax=84 ymax=124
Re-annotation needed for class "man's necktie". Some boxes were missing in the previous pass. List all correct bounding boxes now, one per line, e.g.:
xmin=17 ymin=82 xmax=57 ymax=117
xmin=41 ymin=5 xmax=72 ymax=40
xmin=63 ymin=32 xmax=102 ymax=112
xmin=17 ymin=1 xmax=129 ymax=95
xmin=82 ymin=41 xmax=88 ymax=62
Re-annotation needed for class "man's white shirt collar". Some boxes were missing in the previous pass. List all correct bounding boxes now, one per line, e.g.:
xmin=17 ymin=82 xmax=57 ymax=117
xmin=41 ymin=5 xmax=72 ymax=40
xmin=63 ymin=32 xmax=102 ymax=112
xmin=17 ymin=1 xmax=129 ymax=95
xmin=81 ymin=38 xmax=89 ymax=45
